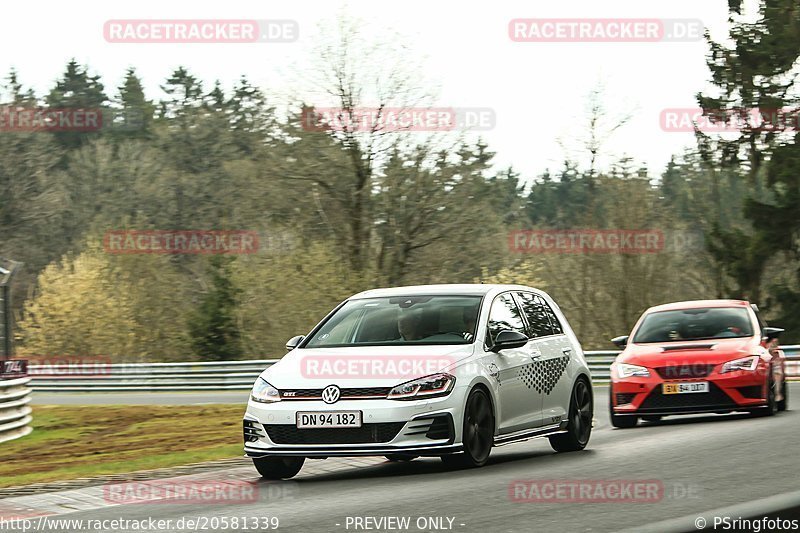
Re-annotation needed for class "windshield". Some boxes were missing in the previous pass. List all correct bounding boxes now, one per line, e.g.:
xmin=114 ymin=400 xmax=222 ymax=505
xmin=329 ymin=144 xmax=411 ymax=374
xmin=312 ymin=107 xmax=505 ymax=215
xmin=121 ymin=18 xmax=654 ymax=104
xmin=304 ymin=295 xmax=483 ymax=347
xmin=632 ymin=307 xmax=754 ymax=343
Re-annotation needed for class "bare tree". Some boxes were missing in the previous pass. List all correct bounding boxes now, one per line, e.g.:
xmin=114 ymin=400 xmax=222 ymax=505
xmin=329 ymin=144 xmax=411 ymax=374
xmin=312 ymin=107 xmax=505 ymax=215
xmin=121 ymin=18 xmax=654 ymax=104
xmin=556 ymin=82 xmax=634 ymax=184
xmin=288 ymin=15 xmax=435 ymax=273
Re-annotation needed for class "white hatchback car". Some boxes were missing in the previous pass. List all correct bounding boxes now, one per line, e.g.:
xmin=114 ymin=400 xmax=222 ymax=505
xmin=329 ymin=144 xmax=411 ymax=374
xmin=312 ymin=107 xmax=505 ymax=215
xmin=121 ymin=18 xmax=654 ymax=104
xmin=243 ymin=284 xmax=593 ymax=479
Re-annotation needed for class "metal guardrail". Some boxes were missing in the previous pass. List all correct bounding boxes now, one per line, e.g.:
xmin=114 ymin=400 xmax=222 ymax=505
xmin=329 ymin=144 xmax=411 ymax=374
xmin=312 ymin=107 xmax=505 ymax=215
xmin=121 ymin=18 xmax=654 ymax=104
xmin=28 ymin=360 xmax=274 ymax=392
xmin=24 ymin=346 xmax=800 ymax=392
xmin=0 ymin=376 xmax=33 ymax=443
xmin=585 ymin=351 xmax=618 ymax=381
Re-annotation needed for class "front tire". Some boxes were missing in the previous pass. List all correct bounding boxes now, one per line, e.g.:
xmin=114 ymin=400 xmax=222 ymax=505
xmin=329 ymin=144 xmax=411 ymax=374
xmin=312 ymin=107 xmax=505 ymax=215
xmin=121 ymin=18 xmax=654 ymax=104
xmin=252 ymin=457 xmax=305 ymax=479
xmin=442 ymin=387 xmax=494 ymax=468
xmin=751 ymin=370 xmax=778 ymax=417
xmin=550 ymin=378 xmax=593 ymax=452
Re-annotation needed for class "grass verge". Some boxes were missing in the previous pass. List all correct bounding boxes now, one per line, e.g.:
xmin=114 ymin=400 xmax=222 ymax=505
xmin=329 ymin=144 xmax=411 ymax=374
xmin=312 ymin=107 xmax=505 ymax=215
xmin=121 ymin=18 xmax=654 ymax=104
xmin=0 ymin=404 xmax=244 ymax=488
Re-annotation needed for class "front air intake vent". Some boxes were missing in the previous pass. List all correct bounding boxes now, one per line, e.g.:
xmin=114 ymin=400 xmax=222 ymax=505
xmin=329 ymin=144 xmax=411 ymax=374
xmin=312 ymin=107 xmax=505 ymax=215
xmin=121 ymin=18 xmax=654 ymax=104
xmin=243 ymin=419 xmax=265 ymax=443
xmin=615 ymin=393 xmax=637 ymax=406
xmin=403 ymin=414 xmax=454 ymax=442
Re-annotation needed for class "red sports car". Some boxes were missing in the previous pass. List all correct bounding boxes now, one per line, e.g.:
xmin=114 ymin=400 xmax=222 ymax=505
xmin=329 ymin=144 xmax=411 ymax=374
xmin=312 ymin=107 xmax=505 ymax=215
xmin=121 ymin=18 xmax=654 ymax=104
xmin=609 ymin=299 xmax=787 ymax=428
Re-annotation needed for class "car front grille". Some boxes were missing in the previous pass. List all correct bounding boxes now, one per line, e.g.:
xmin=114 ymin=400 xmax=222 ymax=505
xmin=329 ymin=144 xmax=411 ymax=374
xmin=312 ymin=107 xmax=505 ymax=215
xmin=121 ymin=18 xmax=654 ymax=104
xmin=638 ymin=382 xmax=736 ymax=413
xmin=654 ymin=365 xmax=716 ymax=379
xmin=279 ymin=387 xmax=392 ymax=400
xmin=264 ymin=422 xmax=405 ymax=445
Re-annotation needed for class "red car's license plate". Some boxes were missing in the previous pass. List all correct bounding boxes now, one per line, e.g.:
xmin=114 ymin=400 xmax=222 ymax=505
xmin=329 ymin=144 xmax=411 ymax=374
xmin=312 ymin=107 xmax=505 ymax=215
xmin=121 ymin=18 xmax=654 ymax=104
xmin=663 ymin=382 xmax=709 ymax=394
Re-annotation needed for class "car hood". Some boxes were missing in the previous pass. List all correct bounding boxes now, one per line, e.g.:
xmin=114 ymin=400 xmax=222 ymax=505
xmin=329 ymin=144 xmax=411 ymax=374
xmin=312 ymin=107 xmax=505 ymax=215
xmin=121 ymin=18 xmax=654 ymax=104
xmin=619 ymin=337 xmax=763 ymax=367
xmin=258 ymin=344 xmax=476 ymax=389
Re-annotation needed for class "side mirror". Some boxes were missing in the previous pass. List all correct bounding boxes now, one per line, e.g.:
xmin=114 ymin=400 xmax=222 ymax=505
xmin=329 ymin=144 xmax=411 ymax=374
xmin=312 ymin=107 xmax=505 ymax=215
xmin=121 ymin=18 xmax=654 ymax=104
xmin=285 ymin=335 xmax=305 ymax=351
xmin=611 ymin=335 xmax=629 ymax=348
xmin=762 ymin=327 xmax=784 ymax=341
xmin=491 ymin=330 xmax=529 ymax=353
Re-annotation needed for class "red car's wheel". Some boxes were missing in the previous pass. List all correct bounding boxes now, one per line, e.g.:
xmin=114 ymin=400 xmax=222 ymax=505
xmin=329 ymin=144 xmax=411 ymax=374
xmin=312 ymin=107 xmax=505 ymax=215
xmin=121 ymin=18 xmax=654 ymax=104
xmin=750 ymin=369 xmax=778 ymax=417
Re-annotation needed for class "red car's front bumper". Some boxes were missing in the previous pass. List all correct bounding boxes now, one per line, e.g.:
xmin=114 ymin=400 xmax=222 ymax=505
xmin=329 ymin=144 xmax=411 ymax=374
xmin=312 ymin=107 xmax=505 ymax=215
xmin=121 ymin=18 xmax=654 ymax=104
xmin=610 ymin=367 xmax=768 ymax=416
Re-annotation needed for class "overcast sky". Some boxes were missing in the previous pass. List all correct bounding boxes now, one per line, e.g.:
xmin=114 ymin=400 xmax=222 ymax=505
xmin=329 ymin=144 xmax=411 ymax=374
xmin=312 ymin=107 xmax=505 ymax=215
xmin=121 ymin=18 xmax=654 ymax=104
xmin=3 ymin=0 xmax=739 ymax=182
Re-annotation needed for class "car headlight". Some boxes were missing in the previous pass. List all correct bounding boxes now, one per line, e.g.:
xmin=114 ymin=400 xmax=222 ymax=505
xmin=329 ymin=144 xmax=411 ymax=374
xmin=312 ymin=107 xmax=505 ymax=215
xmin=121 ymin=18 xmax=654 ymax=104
xmin=388 ymin=373 xmax=455 ymax=400
xmin=720 ymin=356 xmax=760 ymax=374
xmin=251 ymin=378 xmax=281 ymax=403
xmin=616 ymin=363 xmax=650 ymax=378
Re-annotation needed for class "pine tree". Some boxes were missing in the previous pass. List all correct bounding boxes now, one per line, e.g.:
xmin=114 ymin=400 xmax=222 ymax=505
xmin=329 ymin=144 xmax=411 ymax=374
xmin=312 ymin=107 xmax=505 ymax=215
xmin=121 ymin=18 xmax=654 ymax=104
xmin=115 ymin=67 xmax=155 ymax=139
xmin=696 ymin=0 xmax=800 ymax=302
xmin=159 ymin=67 xmax=203 ymax=121
xmin=188 ymin=256 xmax=244 ymax=361
xmin=45 ymin=60 xmax=109 ymax=150
xmin=4 ymin=69 xmax=37 ymax=106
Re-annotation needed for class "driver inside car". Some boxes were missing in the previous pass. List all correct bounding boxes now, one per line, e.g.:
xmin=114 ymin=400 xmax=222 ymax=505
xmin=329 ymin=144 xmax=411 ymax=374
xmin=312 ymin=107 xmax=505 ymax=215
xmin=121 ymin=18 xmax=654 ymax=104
xmin=462 ymin=306 xmax=478 ymax=341
xmin=398 ymin=311 xmax=424 ymax=341
xmin=715 ymin=318 xmax=746 ymax=337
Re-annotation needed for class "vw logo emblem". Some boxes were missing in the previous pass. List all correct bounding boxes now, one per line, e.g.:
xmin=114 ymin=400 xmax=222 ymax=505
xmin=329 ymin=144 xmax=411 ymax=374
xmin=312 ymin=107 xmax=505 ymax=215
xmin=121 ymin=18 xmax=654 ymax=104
xmin=321 ymin=385 xmax=341 ymax=404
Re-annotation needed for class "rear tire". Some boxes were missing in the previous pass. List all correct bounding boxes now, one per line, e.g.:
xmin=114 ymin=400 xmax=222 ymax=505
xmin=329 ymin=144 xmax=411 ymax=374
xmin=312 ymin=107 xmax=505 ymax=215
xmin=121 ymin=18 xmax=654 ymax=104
xmin=441 ymin=388 xmax=494 ymax=468
xmin=609 ymin=387 xmax=638 ymax=428
xmin=550 ymin=378 xmax=593 ymax=452
xmin=252 ymin=457 xmax=305 ymax=479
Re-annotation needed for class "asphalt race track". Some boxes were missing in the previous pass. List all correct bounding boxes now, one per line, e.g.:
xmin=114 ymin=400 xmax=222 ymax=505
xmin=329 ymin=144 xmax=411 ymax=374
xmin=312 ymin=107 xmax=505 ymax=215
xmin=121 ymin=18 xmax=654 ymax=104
xmin=8 ymin=384 xmax=800 ymax=532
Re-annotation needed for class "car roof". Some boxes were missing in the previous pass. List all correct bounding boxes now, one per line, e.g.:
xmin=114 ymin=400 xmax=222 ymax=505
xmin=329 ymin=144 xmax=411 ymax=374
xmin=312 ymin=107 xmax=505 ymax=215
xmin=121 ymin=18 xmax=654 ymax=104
xmin=645 ymin=299 xmax=751 ymax=313
xmin=350 ymin=283 xmax=542 ymax=299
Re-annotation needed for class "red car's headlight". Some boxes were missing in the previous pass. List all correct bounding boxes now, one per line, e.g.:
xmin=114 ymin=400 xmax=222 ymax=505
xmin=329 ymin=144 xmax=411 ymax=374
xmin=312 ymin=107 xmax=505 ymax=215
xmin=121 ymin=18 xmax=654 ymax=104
xmin=616 ymin=363 xmax=650 ymax=378
xmin=720 ymin=356 xmax=760 ymax=374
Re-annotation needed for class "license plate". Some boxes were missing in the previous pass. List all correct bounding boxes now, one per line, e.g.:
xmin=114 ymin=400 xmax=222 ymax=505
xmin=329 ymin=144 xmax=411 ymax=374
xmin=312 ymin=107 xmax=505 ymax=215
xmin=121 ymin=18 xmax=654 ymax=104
xmin=296 ymin=411 xmax=362 ymax=429
xmin=663 ymin=382 xmax=709 ymax=394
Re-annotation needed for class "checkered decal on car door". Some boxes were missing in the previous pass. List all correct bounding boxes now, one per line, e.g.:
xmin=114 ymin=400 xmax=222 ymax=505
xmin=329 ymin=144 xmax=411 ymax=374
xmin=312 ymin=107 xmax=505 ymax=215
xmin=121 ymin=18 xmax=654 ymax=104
xmin=519 ymin=355 xmax=570 ymax=395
